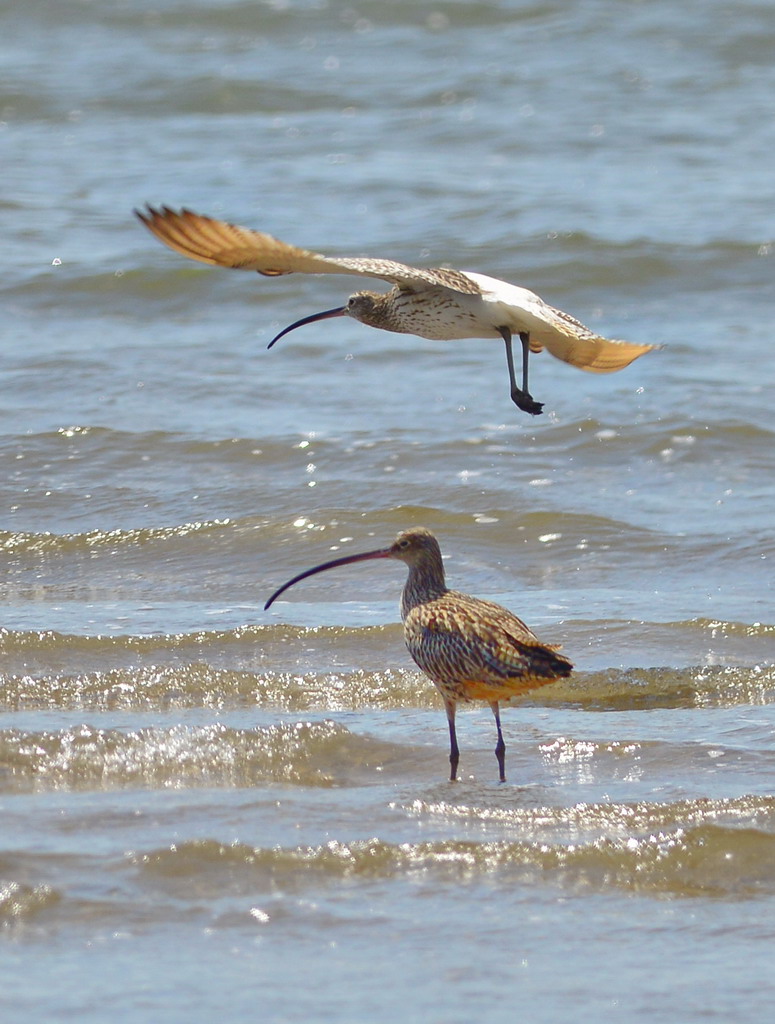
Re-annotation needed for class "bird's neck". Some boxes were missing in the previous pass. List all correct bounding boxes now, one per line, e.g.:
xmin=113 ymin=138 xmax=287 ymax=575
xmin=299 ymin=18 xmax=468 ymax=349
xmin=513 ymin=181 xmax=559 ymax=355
xmin=399 ymin=558 xmax=448 ymax=619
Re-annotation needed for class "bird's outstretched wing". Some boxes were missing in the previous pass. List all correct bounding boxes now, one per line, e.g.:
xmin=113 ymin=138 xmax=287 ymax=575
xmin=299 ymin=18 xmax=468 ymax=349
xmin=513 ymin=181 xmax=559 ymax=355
xmin=137 ymin=206 xmax=658 ymax=371
xmin=136 ymin=206 xmax=480 ymax=294
xmin=536 ymin=304 xmax=657 ymax=372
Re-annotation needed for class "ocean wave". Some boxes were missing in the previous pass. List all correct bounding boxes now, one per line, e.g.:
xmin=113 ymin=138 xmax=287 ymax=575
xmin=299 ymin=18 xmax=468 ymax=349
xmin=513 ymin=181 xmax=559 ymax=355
xmin=130 ymin=793 xmax=775 ymax=898
xmin=0 ymin=880 xmax=61 ymax=926
xmin=1 ymin=658 xmax=772 ymax=714
xmin=0 ymin=720 xmax=402 ymax=792
xmin=0 ymin=516 xmax=239 ymax=557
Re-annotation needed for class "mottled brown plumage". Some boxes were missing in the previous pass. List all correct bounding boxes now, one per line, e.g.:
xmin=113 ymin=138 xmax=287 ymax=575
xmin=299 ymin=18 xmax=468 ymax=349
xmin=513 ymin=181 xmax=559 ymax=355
xmin=264 ymin=527 xmax=572 ymax=782
xmin=136 ymin=205 xmax=657 ymax=416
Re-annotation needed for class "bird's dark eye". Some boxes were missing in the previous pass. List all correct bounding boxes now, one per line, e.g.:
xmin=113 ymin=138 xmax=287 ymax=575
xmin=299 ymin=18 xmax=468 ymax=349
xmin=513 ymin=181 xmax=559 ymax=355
xmin=398 ymin=538 xmax=410 ymax=549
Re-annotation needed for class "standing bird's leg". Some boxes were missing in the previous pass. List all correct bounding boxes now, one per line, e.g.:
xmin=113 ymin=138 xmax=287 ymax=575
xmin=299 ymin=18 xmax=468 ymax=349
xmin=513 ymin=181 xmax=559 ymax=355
xmin=498 ymin=327 xmax=544 ymax=416
xmin=490 ymin=701 xmax=506 ymax=783
xmin=445 ymin=698 xmax=460 ymax=782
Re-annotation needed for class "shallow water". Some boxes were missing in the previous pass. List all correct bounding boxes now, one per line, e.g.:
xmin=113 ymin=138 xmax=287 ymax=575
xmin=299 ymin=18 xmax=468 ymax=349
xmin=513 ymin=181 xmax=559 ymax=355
xmin=2 ymin=0 xmax=774 ymax=1021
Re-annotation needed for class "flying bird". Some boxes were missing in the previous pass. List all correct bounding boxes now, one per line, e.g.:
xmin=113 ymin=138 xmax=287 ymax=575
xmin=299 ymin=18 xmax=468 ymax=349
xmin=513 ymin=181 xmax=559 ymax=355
xmin=136 ymin=205 xmax=656 ymax=416
xmin=264 ymin=527 xmax=573 ymax=782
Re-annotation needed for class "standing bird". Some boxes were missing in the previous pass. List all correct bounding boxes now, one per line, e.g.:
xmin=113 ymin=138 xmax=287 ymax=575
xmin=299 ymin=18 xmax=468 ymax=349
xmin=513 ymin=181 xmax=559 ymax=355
xmin=264 ymin=527 xmax=572 ymax=782
xmin=136 ymin=205 xmax=656 ymax=416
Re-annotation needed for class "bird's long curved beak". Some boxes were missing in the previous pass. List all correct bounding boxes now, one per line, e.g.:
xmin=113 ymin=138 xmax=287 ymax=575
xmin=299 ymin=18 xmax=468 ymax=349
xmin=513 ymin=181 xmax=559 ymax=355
xmin=264 ymin=545 xmax=392 ymax=609
xmin=267 ymin=306 xmax=346 ymax=349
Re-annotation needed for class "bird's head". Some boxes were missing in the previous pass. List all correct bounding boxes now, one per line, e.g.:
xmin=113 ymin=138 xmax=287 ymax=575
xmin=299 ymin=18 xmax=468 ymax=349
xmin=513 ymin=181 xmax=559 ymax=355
xmin=263 ymin=527 xmax=445 ymax=610
xmin=343 ymin=291 xmax=382 ymax=324
xmin=387 ymin=527 xmax=443 ymax=568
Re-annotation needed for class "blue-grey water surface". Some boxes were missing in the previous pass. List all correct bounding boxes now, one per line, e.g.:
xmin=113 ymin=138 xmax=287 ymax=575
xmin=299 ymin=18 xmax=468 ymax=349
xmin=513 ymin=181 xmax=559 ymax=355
xmin=2 ymin=1 xmax=774 ymax=1022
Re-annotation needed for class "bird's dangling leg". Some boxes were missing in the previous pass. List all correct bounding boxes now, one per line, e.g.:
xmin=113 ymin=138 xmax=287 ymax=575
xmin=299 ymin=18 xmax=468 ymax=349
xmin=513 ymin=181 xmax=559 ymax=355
xmin=445 ymin=699 xmax=460 ymax=782
xmin=498 ymin=327 xmax=544 ymax=416
xmin=490 ymin=701 xmax=506 ymax=783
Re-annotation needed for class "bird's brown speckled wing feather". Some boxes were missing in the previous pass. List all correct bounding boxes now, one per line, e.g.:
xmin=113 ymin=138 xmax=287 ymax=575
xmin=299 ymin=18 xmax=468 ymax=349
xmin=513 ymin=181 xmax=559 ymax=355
xmin=403 ymin=591 xmax=572 ymax=702
xmin=136 ymin=206 xmax=482 ymax=294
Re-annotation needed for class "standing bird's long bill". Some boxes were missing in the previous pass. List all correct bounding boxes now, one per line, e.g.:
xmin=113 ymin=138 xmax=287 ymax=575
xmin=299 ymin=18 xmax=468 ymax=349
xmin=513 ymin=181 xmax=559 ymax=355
xmin=267 ymin=306 xmax=346 ymax=349
xmin=264 ymin=545 xmax=392 ymax=608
